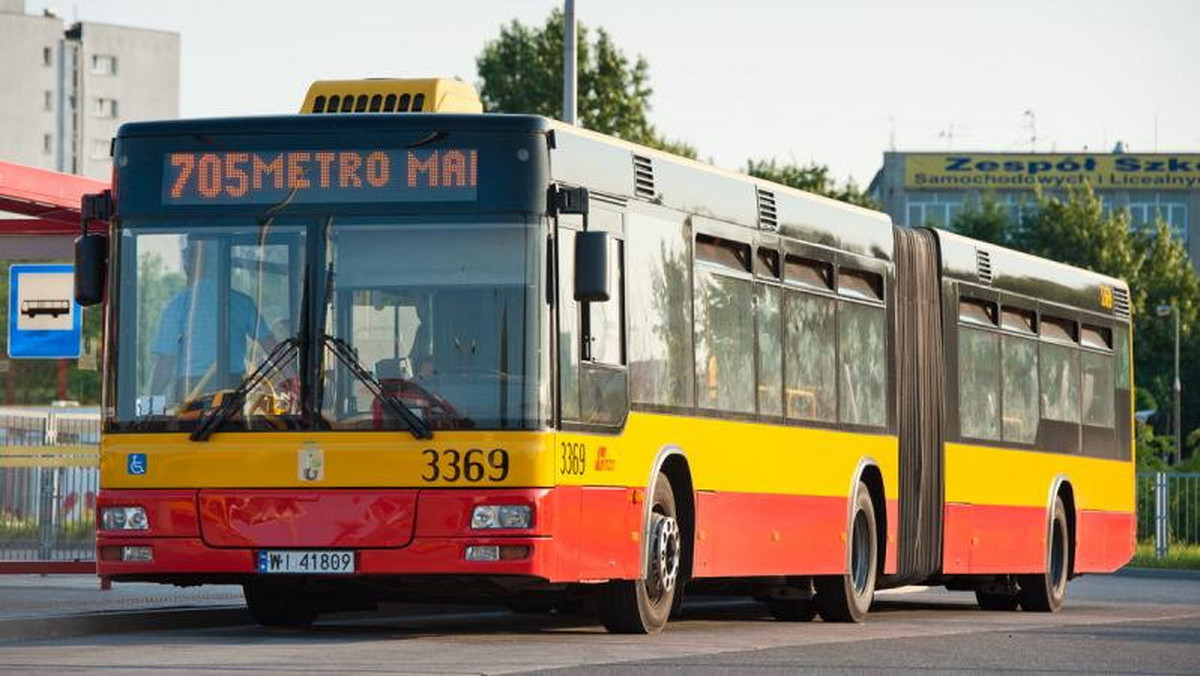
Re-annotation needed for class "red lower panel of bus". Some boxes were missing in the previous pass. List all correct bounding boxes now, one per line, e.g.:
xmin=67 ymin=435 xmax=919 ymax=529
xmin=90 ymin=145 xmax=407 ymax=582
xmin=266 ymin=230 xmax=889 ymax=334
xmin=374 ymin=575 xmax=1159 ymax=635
xmin=692 ymin=492 xmax=899 ymax=577
xmin=943 ymin=503 xmax=1135 ymax=575
xmin=97 ymin=488 xmax=896 ymax=581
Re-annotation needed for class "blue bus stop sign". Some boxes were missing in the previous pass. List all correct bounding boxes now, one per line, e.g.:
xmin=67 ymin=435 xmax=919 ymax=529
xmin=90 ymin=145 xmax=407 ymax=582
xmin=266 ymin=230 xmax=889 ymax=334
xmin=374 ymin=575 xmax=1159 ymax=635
xmin=7 ymin=264 xmax=82 ymax=359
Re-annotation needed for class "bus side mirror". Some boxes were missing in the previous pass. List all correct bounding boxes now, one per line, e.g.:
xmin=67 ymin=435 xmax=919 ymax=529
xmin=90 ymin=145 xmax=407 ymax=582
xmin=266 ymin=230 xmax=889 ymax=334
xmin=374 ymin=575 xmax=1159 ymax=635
xmin=574 ymin=230 xmax=610 ymax=303
xmin=74 ymin=234 xmax=107 ymax=306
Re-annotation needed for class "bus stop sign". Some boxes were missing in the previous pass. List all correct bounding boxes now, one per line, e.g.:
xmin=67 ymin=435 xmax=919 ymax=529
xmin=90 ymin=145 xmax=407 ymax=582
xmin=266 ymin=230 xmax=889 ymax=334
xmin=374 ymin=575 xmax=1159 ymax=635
xmin=7 ymin=264 xmax=82 ymax=359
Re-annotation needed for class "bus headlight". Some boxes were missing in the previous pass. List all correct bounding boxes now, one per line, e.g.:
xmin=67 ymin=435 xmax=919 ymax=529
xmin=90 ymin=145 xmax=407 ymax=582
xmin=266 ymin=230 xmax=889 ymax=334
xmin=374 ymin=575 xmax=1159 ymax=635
xmin=470 ymin=505 xmax=531 ymax=529
xmin=101 ymin=506 xmax=149 ymax=531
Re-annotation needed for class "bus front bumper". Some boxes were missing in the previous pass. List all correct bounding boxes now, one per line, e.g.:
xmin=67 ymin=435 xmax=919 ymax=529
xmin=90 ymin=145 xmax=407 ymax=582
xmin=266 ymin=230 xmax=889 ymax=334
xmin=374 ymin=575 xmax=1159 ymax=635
xmin=94 ymin=487 xmax=595 ymax=581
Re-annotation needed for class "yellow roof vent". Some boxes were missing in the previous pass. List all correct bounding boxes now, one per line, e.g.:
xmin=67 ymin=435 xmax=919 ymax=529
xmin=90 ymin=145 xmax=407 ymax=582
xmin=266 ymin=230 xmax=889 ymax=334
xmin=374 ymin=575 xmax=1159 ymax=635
xmin=300 ymin=78 xmax=483 ymax=114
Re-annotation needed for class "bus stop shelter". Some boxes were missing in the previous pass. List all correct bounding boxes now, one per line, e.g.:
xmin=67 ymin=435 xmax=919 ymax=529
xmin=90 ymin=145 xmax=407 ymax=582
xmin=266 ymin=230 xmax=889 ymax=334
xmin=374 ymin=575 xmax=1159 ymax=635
xmin=0 ymin=159 xmax=107 ymax=260
xmin=0 ymin=159 xmax=107 ymax=575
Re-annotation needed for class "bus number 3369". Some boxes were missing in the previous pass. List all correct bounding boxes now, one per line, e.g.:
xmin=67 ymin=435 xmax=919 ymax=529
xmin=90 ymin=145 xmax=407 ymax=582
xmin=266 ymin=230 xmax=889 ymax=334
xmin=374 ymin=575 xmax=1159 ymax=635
xmin=421 ymin=448 xmax=509 ymax=482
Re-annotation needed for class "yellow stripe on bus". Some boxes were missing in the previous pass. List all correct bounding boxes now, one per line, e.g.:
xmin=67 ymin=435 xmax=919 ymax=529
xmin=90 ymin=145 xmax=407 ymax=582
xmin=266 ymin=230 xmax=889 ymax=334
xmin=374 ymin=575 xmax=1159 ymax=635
xmin=99 ymin=413 xmax=899 ymax=501
xmin=944 ymin=442 xmax=1134 ymax=513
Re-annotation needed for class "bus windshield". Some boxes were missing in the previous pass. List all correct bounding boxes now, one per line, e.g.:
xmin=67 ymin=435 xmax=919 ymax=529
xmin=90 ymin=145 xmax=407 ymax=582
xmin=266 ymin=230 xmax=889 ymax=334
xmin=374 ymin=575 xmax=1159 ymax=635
xmin=111 ymin=216 xmax=544 ymax=433
xmin=319 ymin=217 xmax=542 ymax=431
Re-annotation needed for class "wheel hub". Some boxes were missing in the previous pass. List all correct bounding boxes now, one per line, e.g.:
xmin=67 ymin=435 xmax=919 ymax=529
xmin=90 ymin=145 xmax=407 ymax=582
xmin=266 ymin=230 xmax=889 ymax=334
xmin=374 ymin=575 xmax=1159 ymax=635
xmin=648 ymin=513 xmax=680 ymax=597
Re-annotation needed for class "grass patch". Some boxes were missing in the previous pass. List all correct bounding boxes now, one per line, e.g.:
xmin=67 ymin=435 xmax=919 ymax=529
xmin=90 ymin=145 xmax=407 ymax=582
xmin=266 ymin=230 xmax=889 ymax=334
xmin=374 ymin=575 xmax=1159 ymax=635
xmin=1130 ymin=542 xmax=1200 ymax=570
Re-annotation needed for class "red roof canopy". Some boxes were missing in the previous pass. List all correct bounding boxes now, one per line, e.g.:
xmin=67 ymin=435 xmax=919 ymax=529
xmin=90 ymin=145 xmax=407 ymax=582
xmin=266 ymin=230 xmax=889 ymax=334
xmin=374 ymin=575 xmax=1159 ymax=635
xmin=0 ymin=160 xmax=108 ymax=236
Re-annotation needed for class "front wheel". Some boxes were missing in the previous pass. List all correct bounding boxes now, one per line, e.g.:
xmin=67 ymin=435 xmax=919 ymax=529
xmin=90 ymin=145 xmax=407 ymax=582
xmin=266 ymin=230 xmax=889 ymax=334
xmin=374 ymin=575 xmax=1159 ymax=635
xmin=815 ymin=482 xmax=878 ymax=623
xmin=1018 ymin=496 xmax=1070 ymax=612
xmin=599 ymin=473 xmax=682 ymax=634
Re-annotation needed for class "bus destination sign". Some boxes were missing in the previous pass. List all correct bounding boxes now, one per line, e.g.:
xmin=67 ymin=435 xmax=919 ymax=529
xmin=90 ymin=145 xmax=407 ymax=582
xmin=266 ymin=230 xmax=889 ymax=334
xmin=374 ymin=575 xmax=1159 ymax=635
xmin=163 ymin=149 xmax=478 ymax=205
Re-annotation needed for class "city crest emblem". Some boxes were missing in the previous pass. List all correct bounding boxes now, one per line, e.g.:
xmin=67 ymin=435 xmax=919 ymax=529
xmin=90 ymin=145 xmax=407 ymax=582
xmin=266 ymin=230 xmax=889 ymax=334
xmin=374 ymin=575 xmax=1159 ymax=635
xmin=298 ymin=442 xmax=324 ymax=482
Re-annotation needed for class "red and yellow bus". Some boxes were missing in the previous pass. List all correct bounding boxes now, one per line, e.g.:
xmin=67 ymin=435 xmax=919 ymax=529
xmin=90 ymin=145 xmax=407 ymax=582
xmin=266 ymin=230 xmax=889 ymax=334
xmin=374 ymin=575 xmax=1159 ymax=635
xmin=76 ymin=79 xmax=1134 ymax=633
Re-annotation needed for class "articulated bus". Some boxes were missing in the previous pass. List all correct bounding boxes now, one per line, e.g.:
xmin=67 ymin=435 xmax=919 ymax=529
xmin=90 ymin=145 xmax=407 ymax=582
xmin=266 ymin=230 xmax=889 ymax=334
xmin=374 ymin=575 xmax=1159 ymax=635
xmin=75 ymin=79 xmax=1134 ymax=633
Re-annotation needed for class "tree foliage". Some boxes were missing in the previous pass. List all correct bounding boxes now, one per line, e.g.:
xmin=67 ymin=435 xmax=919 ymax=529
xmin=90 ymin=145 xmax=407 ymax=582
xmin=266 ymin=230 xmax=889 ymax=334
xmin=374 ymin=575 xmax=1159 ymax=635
xmin=951 ymin=187 xmax=1200 ymax=460
xmin=744 ymin=158 xmax=876 ymax=208
xmin=476 ymin=9 xmax=696 ymax=158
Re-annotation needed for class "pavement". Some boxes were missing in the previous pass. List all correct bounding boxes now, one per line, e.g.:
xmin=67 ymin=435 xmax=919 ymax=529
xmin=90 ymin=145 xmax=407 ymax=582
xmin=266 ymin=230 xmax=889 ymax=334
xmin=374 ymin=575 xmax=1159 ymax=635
xmin=0 ymin=574 xmax=247 ymax=641
xmin=0 ymin=568 xmax=1197 ymax=674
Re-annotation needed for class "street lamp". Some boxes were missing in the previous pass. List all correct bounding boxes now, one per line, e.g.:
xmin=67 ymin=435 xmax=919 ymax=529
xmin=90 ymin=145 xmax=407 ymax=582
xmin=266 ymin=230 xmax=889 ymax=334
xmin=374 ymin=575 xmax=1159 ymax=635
xmin=1156 ymin=303 xmax=1182 ymax=465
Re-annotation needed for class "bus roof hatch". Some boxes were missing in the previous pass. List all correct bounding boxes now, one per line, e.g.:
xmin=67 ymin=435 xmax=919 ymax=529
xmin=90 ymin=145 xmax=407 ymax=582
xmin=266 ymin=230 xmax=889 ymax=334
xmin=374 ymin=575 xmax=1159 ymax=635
xmin=300 ymin=78 xmax=483 ymax=114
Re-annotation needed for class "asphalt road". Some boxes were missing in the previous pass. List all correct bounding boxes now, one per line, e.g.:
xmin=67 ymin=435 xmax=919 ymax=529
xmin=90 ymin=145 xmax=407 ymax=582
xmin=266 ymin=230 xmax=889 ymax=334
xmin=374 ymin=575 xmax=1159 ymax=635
xmin=1 ymin=570 xmax=1198 ymax=675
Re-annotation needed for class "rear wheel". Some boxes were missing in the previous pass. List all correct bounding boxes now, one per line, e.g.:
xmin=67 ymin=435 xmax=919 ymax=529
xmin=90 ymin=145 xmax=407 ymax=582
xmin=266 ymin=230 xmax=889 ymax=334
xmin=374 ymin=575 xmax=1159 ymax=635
xmin=243 ymin=582 xmax=320 ymax=628
xmin=1018 ymin=496 xmax=1070 ymax=612
xmin=599 ymin=473 xmax=681 ymax=634
xmin=815 ymin=482 xmax=878 ymax=623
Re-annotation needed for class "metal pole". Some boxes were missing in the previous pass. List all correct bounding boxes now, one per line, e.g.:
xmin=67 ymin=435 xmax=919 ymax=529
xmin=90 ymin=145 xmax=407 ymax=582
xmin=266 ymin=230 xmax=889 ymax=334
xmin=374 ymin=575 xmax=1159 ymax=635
xmin=1173 ymin=305 xmax=1182 ymax=466
xmin=563 ymin=0 xmax=577 ymax=125
xmin=1155 ymin=471 xmax=1169 ymax=559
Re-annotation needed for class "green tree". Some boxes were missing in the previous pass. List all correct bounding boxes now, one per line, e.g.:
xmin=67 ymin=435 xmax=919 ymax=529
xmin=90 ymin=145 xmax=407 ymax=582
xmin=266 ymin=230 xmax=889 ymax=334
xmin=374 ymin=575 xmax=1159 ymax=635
xmin=477 ymin=9 xmax=696 ymax=158
xmin=1017 ymin=186 xmax=1145 ymax=283
xmin=950 ymin=197 xmax=1015 ymax=247
xmin=744 ymin=158 xmax=876 ymax=208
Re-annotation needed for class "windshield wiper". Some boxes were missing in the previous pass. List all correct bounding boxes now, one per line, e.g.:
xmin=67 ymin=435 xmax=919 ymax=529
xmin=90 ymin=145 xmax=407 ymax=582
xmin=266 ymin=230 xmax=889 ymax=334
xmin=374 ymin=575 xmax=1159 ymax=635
xmin=189 ymin=337 xmax=300 ymax=442
xmin=322 ymin=334 xmax=433 ymax=440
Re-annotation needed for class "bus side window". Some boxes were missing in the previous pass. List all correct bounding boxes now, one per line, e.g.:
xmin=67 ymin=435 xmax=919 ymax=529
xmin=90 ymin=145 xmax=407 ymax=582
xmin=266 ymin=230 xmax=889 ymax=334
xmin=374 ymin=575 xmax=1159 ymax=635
xmin=626 ymin=210 xmax=693 ymax=407
xmin=694 ymin=235 xmax=754 ymax=414
xmin=1001 ymin=334 xmax=1039 ymax=443
xmin=756 ymin=283 xmax=782 ymax=417
xmin=837 ymin=267 xmax=887 ymax=428
xmin=958 ymin=296 xmax=1001 ymax=440
xmin=783 ymin=290 xmax=836 ymax=422
xmin=1039 ymin=316 xmax=1080 ymax=424
xmin=959 ymin=326 xmax=1001 ymax=440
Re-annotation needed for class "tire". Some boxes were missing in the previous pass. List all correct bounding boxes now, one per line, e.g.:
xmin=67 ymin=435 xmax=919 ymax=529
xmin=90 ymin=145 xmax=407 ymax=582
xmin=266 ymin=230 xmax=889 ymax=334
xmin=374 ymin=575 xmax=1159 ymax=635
xmin=1018 ymin=496 xmax=1070 ymax=612
xmin=599 ymin=472 xmax=682 ymax=634
xmin=768 ymin=599 xmax=817 ymax=622
xmin=815 ymin=482 xmax=878 ymax=623
xmin=975 ymin=589 xmax=1020 ymax=611
xmin=243 ymin=582 xmax=320 ymax=628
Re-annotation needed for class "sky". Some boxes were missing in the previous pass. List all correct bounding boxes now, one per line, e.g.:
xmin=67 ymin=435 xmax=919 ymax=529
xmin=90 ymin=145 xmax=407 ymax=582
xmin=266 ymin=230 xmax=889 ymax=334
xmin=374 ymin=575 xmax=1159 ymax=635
xmin=24 ymin=0 xmax=1200 ymax=186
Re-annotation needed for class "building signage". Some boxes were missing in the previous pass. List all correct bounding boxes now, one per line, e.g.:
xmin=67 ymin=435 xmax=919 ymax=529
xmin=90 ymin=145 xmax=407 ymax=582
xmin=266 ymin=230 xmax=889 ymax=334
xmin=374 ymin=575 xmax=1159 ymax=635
xmin=905 ymin=154 xmax=1200 ymax=190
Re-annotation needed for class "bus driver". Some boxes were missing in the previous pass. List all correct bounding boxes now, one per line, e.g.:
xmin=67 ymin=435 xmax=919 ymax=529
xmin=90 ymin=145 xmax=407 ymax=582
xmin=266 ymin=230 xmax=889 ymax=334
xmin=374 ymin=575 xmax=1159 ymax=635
xmin=149 ymin=239 xmax=277 ymax=406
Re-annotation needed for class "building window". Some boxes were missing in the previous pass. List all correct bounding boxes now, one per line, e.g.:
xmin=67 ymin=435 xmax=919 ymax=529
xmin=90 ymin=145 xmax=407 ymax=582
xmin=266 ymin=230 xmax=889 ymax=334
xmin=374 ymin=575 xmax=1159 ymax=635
xmin=42 ymin=47 xmax=52 ymax=66
xmin=906 ymin=193 xmax=964 ymax=228
xmin=91 ymin=97 xmax=118 ymax=118
xmin=43 ymin=90 xmax=53 ymax=112
xmin=91 ymin=138 xmax=111 ymax=160
xmin=91 ymin=54 xmax=118 ymax=75
xmin=1127 ymin=194 xmax=1187 ymax=244
xmin=42 ymin=134 xmax=53 ymax=154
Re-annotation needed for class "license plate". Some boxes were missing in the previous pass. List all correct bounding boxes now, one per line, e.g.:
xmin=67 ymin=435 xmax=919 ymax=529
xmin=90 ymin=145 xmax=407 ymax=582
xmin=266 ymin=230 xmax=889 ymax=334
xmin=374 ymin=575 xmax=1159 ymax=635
xmin=256 ymin=550 xmax=355 ymax=574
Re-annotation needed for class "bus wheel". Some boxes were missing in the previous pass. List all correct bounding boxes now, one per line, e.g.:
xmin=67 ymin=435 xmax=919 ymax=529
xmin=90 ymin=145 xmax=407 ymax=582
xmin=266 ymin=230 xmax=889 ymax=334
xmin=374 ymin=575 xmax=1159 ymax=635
xmin=1018 ymin=496 xmax=1070 ymax=612
xmin=243 ymin=582 xmax=320 ymax=628
xmin=815 ymin=482 xmax=877 ymax=623
xmin=599 ymin=473 xmax=680 ymax=634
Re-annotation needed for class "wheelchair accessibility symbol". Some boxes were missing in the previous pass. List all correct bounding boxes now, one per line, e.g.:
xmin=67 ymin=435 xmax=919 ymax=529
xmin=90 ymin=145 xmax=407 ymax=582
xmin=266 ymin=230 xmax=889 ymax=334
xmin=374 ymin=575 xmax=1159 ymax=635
xmin=127 ymin=453 xmax=147 ymax=476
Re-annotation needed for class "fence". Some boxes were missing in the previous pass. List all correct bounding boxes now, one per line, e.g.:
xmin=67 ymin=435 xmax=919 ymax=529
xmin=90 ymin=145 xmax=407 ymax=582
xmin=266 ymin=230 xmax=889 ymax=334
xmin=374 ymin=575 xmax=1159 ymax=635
xmin=1136 ymin=471 xmax=1200 ymax=559
xmin=0 ymin=408 xmax=100 ymax=573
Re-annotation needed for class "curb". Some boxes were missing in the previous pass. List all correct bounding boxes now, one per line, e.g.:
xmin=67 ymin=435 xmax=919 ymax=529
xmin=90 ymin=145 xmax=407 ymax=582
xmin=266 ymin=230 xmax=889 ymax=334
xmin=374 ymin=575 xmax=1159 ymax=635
xmin=0 ymin=605 xmax=250 ymax=643
xmin=1116 ymin=567 xmax=1200 ymax=580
